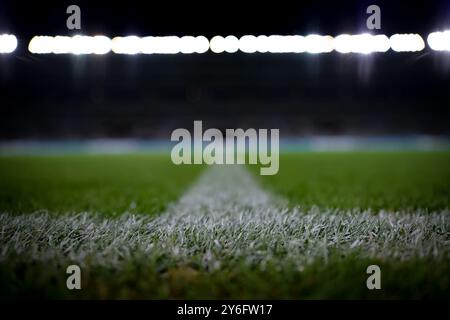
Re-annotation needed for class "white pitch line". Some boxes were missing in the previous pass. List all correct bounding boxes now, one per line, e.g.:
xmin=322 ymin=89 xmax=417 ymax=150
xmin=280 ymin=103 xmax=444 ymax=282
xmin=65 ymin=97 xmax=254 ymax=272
xmin=0 ymin=165 xmax=449 ymax=270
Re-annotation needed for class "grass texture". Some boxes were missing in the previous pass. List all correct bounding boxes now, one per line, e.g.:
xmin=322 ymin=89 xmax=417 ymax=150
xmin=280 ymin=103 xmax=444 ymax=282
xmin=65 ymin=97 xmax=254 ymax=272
xmin=0 ymin=152 xmax=449 ymax=299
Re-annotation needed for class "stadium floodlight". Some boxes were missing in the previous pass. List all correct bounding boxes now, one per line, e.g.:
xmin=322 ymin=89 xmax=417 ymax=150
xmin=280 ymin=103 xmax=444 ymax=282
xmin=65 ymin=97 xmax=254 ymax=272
xmin=28 ymin=36 xmax=53 ymax=54
xmin=235 ymin=35 xmax=307 ymax=54
xmin=240 ymin=34 xmax=308 ymax=54
xmin=389 ymin=33 xmax=425 ymax=52
xmin=145 ymin=36 xmax=179 ymax=54
xmin=427 ymin=31 xmax=450 ymax=51
xmin=141 ymin=35 xmax=209 ymax=54
xmin=210 ymin=36 xmax=225 ymax=53
xmin=141 ymin=36 xmax=207 ymax=54
xmin=286 ymin=35 xmax=307 ymax=53
xmin=210 ymin=35 xmax=240 ymax=53
xmin=51 ymin=36 xmax=72 ymax=54
xmin=179 ymin=36 xmax=197 ymax=54
xmin=25 ymin=33 xmax=439 ymax=55
xmin=334 ymin=34 xmax=354 ymax=53
xmin=334 ymin=34 xmax=390 ymax=54
xmin=28 ymin=35 xmax=111 ymax=54
xmin=28 ymin=35 xmax=211 ymax=55
xmin=70 ymin=35 xmax=111 ymax=55
xmin=72 ymin=36 xmax=95 ymax=55
xmin=111 ymin=36 xmax=141 ymax=54
xmin=157 ymin=36 xmax=180 ymax=54
xmin=0 ymin=34 xmax=18 ymax=53
xmin=239 ymin=35 xmax=258 ymax=53
xmin=371 ymin=34 xmax=391 ymax=53
xmin=263 ymin=35 xmax=306 ymax=53
xmin=223 ymin=36 xmax=239 ymax=53
xmin=304 ymin=34 xmax=334 ymax=54
xmin=191 ymin=36 xmax=209 ymax=54
xmin=89 ymin=36 xmax=111 ymax=54
xmin=255 ymin=35 xmax=270 ymax=53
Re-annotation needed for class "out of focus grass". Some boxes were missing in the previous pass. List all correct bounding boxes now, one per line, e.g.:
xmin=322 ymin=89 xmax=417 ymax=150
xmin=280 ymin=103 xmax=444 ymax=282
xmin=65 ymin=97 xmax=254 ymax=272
xmin=1 ymin=252 xmax=448 ymax=299
xmin=253 ymin=151 xmax=450 ymax=211
xmin=0 ymin=154 xmax=203 ymax=216
xmin=2 ymin=152 xmax=447 ymax=214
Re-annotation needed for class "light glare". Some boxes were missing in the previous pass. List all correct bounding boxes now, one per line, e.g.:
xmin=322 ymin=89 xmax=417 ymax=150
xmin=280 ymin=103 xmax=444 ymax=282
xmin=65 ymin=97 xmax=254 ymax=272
xmin=239 ymin=35 xmax=257 ymax=53
xmin=28 ymin=35 xmax=111 ymax=54
xmin=334 ymin=34 xmax=390 ymax=54
xmin=389 ymin=34 xmax=425 ymax=52
xmin=427 ymin=31 xmax=450 ymax=51
xmin=304 ymin=35 xmax=334 ymax=54
xmin=0 ymin=34 xmax=18 ymax=53
xmin=111 ymin=36 xmax=141 ymax=54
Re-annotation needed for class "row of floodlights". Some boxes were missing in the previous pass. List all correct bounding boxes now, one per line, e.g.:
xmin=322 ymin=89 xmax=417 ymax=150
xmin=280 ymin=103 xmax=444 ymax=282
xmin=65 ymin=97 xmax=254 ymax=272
xmin=1 ymin=32 xmax=449 ymax=55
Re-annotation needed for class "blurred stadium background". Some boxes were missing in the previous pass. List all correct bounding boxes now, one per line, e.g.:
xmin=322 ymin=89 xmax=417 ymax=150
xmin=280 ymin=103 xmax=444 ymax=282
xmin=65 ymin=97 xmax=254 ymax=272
xmin=0 ymin=0 xmax=449 ymax=151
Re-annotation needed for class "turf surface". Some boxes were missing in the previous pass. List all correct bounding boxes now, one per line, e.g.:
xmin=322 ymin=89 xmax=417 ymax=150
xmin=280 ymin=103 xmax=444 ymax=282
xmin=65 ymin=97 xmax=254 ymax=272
xmin=1 ymin=254 xmax=448 ymax=299
xmin=1 ymin=152 xmax=448 ymax=214
xmin=252 ymin=151 xmax=450 ymax=211
xmin=0 ymin=154 xmax=203 ymax=216
xmin=0 ymin=152 xmax=448 ymax=299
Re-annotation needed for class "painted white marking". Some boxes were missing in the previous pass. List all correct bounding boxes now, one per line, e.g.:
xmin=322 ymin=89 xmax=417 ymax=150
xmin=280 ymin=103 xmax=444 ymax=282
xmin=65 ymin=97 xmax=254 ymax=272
xmin=0 ymin=166 xmax=448 ymax=270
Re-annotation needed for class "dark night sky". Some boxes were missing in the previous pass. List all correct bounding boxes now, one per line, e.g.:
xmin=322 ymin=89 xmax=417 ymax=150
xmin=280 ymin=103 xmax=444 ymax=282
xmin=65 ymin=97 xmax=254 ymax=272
xmin=0 ymin=0 xmax=449 ymax=138
xmin=1 ymin=1 xmax=450 ymax=37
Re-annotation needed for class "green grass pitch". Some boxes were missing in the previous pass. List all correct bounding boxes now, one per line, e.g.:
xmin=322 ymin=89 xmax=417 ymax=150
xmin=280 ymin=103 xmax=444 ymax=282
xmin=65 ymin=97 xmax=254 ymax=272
xmin=0 ymin=151 xmax=449 ymax=299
